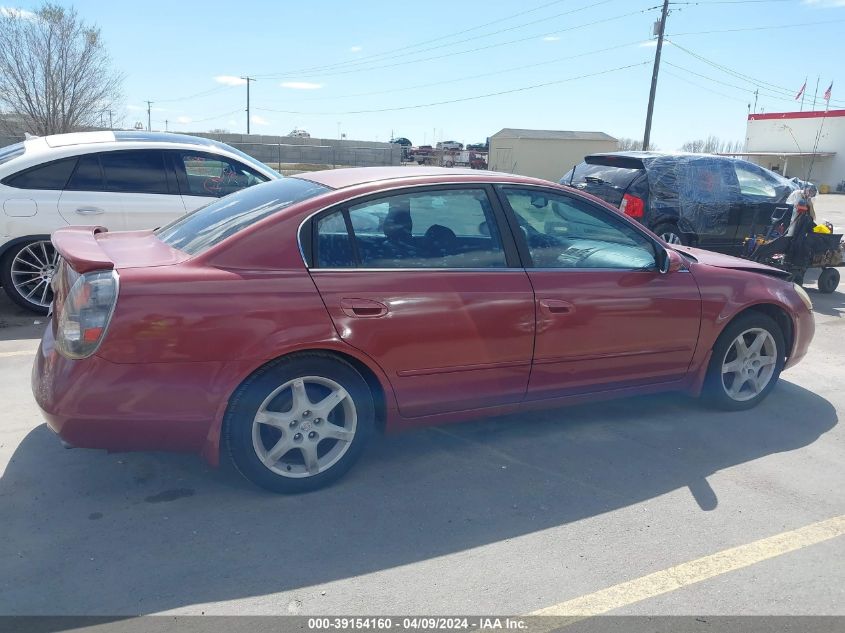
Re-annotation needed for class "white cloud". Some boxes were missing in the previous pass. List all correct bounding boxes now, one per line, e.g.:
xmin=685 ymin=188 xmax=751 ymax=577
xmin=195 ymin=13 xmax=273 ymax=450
xmin=0 ymin=6 xmax=36 ymax=19
xmin=280 ymin=81 xmax=324 ymax=90
xmin=176 ymin=116 xmax=192 ymax=124
xmin=350 ymin=45 xmax=363 ymax=52
xmin=214 ymin=75 xmax=247 ymax=86
xmin=542 ymin=36 xmax=560 ymax=42
xmin=639 ymin=40 xmax=658 ymax=47
xmin=251 ymin=115 xmax=269 ymax=126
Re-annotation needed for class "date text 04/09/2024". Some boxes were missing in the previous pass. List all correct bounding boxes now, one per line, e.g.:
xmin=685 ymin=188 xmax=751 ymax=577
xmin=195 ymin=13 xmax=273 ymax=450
xmin=306 ymin=618 xmax=528 ymax=630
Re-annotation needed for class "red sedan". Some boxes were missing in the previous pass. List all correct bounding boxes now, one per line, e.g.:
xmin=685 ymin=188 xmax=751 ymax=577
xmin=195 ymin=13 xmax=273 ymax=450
xmin=32 ymin=167 xmax=815 ymax=493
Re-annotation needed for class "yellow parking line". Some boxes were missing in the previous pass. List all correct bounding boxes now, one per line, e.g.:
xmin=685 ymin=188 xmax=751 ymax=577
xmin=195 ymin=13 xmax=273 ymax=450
xmin=531 ymin=514 xmax=845 ymax=617
xmin=0 ymin=350 xmax=35 ymax=358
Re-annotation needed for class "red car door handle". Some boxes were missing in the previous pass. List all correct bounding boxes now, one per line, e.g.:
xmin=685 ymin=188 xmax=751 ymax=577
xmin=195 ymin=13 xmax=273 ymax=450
xmin=340 ymin=298 xmax=389 ymax=318
xmin=539 ymin=299 xmax=574 ymax=315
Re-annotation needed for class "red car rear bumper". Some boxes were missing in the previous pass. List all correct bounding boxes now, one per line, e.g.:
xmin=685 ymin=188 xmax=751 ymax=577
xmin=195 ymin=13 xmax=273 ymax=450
xmin=31 ymin=323 xmax=250 ymax=463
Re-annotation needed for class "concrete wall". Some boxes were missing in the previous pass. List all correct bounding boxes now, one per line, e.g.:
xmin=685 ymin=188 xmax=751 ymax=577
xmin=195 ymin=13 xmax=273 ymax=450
xmin=489 ymin=137 xmax=618 ymax=183
xmin=745 ymin=111 xmax=845 ymax=190
xmin=191 ymin=132 xmax=401 ymax=167
xmin=0 ymin=135 xmax=23 ymax=149
xmin=0 ymin=131 xmax=402 ymax=168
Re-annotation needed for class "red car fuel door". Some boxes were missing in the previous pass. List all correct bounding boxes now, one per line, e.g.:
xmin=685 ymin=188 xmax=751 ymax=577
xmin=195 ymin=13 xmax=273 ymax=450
xmin=307 ymin=186 xmax=535 ymax=418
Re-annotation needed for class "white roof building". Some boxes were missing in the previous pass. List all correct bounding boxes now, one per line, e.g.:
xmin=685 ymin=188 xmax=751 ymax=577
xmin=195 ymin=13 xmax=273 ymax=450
xmin=729 ymin=109 xmax=845 ymax=192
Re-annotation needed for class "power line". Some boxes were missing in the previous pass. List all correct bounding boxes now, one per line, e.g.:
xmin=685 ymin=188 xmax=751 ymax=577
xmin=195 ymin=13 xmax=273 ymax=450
xmin=664 ymin=61 xmax=797 ymax=103
xmin=260 ymin=6 xmax=655 ymax=81
xmin=661 ymin=68 xmax=757 ymax=103
xmin=668 ymin=16 xmax=845 ymax=36
xmin=189 ymin=108 xmax=244 ymax=124
xmin=262 ymin=39 xmax=648 ymax=105
xmin=248 ymin=0 xmax=583 ymax=77
xmin=153 ymin=85 xmax=234 ymax=104
xmin=254 ymin=61 xmax=651 ymax=116
xmin=255 ymin=0 xmax=620 ymax=79
xmin=669 ymin=41 xmax=845 ymax=107
xmin=669 ymin=0 xmax=793 ymax=4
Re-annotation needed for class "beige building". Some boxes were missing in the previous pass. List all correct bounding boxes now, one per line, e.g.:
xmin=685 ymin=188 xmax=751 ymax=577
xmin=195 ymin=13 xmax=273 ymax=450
xmin=488 ymin=128 xmax=617 ymax=183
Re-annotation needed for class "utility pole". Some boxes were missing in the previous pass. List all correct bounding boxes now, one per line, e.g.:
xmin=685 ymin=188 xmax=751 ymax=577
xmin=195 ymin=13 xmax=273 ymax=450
xmin=145 ymin=101 xmax=153 ymax=131
xmin=241 ymin=76 xmax=256 ymax=134
xmin=642 ymin=0 xmax=669 ymax=152
xmin=800 ymin=76 xmax=807 ymax=111
xmin=753 ymin=89 xmax=758 ymax=114
xmin=165 ymin=119 xmax=169 ymax=132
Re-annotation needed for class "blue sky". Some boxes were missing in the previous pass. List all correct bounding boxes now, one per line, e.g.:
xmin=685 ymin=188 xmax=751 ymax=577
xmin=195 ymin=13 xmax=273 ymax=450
xmin=5 ymin=0 xmax=845 ymax=149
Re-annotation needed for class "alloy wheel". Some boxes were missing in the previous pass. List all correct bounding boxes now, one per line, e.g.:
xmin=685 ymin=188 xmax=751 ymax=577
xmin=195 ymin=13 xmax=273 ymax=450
xmin=720 ymin=328 xmax=778 ymax=402
xmin=251 ymin=375 xmax=357 ymax=478
xmin=660 ymin=231 xmax=683 ymax=245
xmin=10 ymin=241 xmax=58 ymax=309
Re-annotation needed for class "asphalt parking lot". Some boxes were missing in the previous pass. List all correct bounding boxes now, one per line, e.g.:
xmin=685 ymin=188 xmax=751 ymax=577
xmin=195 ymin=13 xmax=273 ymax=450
xmin=1 ymin=197 xmax=844 ymax=618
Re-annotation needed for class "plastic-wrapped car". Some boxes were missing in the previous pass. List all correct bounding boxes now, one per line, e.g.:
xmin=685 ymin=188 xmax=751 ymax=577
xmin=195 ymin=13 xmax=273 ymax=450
xmin=562 ymin=152 xmax=797 ymax=256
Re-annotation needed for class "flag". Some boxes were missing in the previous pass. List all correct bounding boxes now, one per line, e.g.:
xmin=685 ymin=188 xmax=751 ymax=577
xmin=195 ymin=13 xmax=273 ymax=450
xmin=824 ymin=82 xmax=833 ymax=101
xmin=795 ymin=80 xmax=806 ymax=100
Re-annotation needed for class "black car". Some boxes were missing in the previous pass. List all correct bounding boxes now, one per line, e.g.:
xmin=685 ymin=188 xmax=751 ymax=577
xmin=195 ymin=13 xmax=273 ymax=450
xmin=562 ymin=152 xmax=797 ymax=256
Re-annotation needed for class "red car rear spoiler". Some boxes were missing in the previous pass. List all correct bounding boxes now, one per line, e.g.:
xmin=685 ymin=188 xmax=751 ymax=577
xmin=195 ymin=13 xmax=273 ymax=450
xmin=52 ymin=226 xmax=115 ymax=274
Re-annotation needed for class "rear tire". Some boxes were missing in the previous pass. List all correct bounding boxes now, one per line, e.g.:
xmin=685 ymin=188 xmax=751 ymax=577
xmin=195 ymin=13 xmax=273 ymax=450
xmin=818 ymin=268 xmax=840 ymax=294
xmin=703 ymin=312 xmax=785 ymax=411
xmin=225 ymin=352 xmax=375 ymax=494
xmin=0 ymin=239 xmax=57 ymax=314
xmin=653 ymin=222 xmax=687 ymax=246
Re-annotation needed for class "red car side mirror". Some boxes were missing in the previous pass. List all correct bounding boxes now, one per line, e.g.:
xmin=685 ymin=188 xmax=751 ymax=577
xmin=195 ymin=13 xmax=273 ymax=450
xmin=659 ymin=248 xmax=685 ymax=274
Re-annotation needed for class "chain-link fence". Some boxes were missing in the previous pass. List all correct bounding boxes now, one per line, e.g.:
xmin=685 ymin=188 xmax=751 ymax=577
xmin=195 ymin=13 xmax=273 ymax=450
xmin=0 ymin=133 xmax=402 ymax=171
xmin=222 ymin=141 xmax=400 ymax=171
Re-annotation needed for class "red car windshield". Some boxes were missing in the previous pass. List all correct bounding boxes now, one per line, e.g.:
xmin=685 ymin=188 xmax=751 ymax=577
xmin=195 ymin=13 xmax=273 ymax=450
xmin=155 ymin=177 xmax=329 ymax=255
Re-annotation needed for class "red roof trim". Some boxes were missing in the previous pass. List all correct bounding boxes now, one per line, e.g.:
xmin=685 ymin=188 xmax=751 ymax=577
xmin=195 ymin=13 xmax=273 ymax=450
xmin=748 ymin=109 xmax=845 ymax=121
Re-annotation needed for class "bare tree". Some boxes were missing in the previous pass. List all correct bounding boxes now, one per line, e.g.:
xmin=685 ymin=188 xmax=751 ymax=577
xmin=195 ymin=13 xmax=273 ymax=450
xmin=617 ymin=137 xmax=644 ymax=151
xmin=0 ymin=3 xmax=123 ymax=135
xmin=681 ymin=135 xmax=744 ymax=154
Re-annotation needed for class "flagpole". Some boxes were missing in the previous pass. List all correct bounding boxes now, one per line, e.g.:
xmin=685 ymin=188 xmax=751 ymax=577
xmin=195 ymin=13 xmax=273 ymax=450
xmin=800 ymin=75 xmax=806 ymax=111
xmin=812 ymin=75 xmax=820 ymax=111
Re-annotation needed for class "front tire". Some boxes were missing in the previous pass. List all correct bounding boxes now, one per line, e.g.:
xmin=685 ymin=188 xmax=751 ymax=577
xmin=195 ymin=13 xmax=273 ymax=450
xmin=703 ymin=312 xmax=785 ymax=411
xmin=225 ymin=353 xmax=375 ymax=493
xmin=0 ymin=239 xmax=58 ymax=314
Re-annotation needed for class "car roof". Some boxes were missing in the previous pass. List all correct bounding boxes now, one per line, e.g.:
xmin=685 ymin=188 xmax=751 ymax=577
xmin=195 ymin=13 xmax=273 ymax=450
xmin=291 ymin=166 xmax=553 ymax=189
xmin=35 ymin=130 xmax=228 ymax=150
xmin=5 ymin=131 xmax=279 ymax=179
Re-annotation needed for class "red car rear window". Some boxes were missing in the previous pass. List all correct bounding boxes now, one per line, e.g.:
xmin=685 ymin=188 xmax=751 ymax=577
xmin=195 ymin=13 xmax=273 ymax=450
xmin=155 ymin=177 xmax=329 ymax=255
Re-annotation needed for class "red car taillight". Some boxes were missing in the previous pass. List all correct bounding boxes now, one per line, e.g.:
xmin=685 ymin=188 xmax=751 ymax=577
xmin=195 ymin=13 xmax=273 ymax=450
xmin=55 ymin=269 xmax=118 ymax=359
xmin=620 ymin=193 xmax=645 ymax=219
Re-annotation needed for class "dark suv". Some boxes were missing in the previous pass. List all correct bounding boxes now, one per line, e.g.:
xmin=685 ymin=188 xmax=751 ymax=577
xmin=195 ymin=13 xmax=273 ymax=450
xmin=562 ymin=152 xmax=797 ymax=256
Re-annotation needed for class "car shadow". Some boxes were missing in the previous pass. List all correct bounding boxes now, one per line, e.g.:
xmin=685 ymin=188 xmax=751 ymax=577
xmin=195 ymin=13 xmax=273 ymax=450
xmin=0 ymin=291 xmax=46 ymax=342
xmin=0 ymin=380 xmax=836 ymax=615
